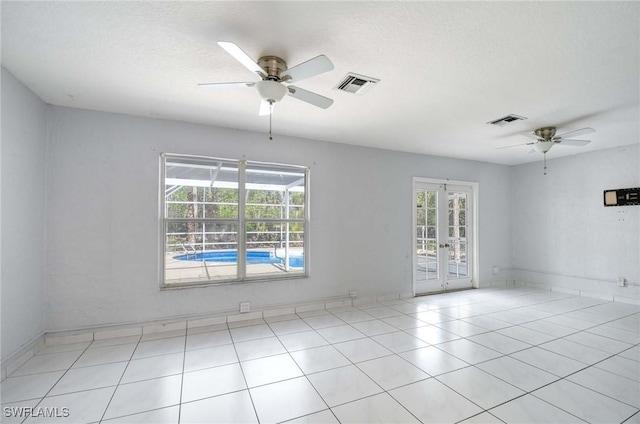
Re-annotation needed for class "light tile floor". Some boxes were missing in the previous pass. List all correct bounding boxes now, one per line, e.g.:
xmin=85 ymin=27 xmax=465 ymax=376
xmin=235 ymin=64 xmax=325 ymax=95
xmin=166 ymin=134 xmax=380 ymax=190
xmin=2 ymin=287 xmax=639 ymax=423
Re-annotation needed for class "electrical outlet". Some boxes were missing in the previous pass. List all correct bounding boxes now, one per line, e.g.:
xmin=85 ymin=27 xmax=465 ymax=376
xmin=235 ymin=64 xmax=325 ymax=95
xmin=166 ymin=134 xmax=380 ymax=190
xmin=616 ymin=277 xmax=626 ymax=287
xmin=349 ymin=290 xmax=358 ymax=298
xmin=239 ymin=302 xmax=251 ymax=313
xmin=492 ymin=266 xmax=500 ymax=275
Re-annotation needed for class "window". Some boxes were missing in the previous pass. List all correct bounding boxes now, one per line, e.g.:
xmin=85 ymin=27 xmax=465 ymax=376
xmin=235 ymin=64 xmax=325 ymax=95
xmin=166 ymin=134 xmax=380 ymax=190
xmin=161 ymin=154 xmax=309 ymax=287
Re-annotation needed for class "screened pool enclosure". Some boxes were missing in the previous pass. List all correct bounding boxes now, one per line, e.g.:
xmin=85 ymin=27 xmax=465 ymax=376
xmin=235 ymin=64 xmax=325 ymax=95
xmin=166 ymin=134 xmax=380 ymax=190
xmin=161 ymin=155 xmax=308 ymax=287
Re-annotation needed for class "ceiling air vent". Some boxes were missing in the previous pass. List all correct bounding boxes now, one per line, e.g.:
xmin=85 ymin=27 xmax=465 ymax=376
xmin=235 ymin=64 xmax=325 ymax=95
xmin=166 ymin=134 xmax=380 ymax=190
xmin=334 ymin=73 xmax=379 ymax=95
xmin=487 ymin=114 xmax=527 ymax=127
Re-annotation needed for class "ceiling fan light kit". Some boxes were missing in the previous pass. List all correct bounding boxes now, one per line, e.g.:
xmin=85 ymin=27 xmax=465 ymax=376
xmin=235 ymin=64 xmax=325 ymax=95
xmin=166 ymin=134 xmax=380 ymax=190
xmin=533 ymin=141 xmax=554 ymax=154
xmin=255 ymin=80 xmax=288 ymax=103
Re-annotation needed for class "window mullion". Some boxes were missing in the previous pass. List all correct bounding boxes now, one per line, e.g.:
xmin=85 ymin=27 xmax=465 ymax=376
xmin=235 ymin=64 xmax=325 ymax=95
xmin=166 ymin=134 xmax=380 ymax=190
xmin=238 ymin=160 xmax=247 ymax=280
xmin=304 ymin=167 xmax=310 ymax=276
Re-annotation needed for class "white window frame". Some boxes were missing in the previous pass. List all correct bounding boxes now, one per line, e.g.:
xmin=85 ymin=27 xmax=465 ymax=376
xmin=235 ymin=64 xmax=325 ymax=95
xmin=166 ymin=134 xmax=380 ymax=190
xmin=160 ymin=153 xmax=310 ymax=289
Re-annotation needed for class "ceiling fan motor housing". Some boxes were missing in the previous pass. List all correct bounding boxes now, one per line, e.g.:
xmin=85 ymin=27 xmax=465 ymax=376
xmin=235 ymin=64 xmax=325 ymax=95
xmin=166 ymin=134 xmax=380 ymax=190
xmin=534 ymin=127 xmax=557 ymax=140
xmin=258 ymin=56 xmax=288 ymax=80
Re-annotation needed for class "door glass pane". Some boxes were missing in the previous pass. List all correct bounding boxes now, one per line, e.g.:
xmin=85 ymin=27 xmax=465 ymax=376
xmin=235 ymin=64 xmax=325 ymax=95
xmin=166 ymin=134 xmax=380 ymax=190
xmin=416 ymin=191 xmax=425 ymax=280
xmin=427 ymin=191 xmax=436 ymax=208
xmin=447 ymin=191 xmax=468 ymax=278
xmin=416 ymin=241 xmax=427 ymax=281
xmin=427 ymin=239 xmax=438 ymax=280
xmin=428 ymin=191 xmax=438 ymax=280
xmin=417 ymin=190 xmax=439 ymax=281
xmin=417 ymin=208 xmax=426 ymax=226
xmin=416 ymin=191 xmax=426 ymax=208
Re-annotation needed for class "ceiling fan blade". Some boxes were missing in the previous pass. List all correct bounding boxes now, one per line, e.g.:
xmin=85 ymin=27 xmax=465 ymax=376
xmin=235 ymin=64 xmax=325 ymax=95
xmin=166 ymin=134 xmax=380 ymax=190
xmin=287 ymin=86 xmax=334 ymax=109
xmin=521 ymin=132 xmax=541 ymax=140
xmin=558 ymin=139 xmax=591 ymax=147
xmin=556 ymin=127 xmax=595 ymax=139
xmin=496 ymin=142 xmax=535 ymax=149
xmin=217 ymin=42 xmax=266 ymax=77
xmin=258 ymin=100 xmax=271 ymax=116
xmin=198 ymin=82 xmax=255 ymax=89
xmin=281 ymin=55 xmax=334 ymax=83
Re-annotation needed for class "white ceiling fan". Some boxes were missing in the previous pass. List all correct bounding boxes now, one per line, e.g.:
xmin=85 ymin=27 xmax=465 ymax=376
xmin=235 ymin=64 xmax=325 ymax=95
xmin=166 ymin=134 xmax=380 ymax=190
xmin=199 ymin=42 xmax=335 ymax=117
xmin=499 ymin=126 xmax=595 ymax=174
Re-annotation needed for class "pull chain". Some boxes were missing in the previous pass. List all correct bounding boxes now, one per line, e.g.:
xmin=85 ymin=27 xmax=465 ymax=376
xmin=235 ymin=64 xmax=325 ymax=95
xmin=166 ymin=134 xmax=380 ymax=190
xmin=269 ymin=101 xmax=274 ymax=140
xmin=543 ymin=152 xmax=547 ymax=176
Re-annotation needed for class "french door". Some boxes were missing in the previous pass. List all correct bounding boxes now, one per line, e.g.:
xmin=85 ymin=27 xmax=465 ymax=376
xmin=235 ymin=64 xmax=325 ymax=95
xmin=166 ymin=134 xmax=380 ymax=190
xmin=413 ymin=179 xmax=474 ymax=295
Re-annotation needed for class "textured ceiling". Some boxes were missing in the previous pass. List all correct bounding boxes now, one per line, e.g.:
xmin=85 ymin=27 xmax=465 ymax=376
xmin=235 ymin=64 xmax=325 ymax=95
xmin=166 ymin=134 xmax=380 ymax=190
xmin=2 ymin=1 xmax=638 ymax=165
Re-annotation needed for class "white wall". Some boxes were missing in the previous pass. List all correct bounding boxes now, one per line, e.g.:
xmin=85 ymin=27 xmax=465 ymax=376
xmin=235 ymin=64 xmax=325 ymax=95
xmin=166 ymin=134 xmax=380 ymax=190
xmin=45 ymin=106 xmax=513 ymax=331
xmin=2 ymin=65 xmax=636 ymax=344
xmin=511 ymin=144 xmax=640 ymax=299
xmin=1 ymin=68 xmax=48 ymax=360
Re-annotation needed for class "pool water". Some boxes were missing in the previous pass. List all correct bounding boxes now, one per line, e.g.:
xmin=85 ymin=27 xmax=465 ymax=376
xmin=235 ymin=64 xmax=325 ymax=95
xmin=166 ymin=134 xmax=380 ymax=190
xmin=174 ymin=250 xmax=304 ymax=268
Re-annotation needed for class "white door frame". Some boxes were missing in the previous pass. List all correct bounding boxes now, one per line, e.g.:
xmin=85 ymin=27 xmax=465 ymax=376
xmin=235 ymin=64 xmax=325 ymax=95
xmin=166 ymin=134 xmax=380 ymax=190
xmin=412 ymin=177 xmax=479 ymax=296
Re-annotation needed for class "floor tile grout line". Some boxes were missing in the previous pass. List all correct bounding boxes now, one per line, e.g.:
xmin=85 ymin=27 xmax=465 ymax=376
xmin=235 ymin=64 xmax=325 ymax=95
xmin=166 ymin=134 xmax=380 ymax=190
xmin=332 ymin=389 xmax=423 ymax=424
xmin=623 ymin=411 xmax=640 ymax=424
xmin=488 ymin=333 xmax=640 ymax=418
xmin=175 ymin=331 xmax=188 ymax=424
xmin=584 ymin=326 xmax=640 ymax=345
xmin=97 ymin=335 xmax=144 ymax=423
xmin=243 ymin=317 xmax=302 ymax=423
xmin=430 ymin=324 xmax=635 ymax=423
xmin=527 ymin=384 xmax=619 ymax=423
xmin=454 ymin=409 xmax=506 ymax=424
xmin=562 ymin=377 xmax=640 ymax=411
xmin=533 ymin=341 xmax=617 ymax=366
xmin=12 ymin=342 xmax=96 ymax=424
xmin=617 ymin=343 xmax=640 ymax=360
xmin=314 ymin=313 xmax=488 ymax=423
xmin=557 ymin=355 xmax=640 ymax=410
xmin=222 ymin=293 xmax=627 ymax=348
xmin=263 ymin=317 xmax=339 ymax=423
xmin=435 ymin=371 xmax=529 ymax=418
xmin=273 ymin=313 xmax=420 ymax=423
xmin=395 ymin=318 xmax=633 ymax=391
xmin=102 ymin=405 xmax=179 ymax=423
xmin=500 ymin=390 xmax=589 ymax=424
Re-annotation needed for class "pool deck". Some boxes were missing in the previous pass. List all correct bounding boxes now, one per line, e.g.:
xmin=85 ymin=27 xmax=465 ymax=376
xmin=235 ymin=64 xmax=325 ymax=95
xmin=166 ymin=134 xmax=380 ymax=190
xmin=164 ymin=250 xmax=302 ymax=284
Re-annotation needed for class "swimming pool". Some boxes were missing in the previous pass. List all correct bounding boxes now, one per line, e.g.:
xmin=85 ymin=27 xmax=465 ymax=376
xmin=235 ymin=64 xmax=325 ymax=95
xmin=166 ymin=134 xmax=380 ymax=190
xmin=174 ymin=250 xmax=304 ymax=268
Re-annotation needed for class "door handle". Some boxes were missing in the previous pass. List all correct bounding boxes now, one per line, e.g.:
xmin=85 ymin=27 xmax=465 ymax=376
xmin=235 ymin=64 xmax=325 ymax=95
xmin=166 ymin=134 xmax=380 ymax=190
xmin=439 ymin=243 xmax=450 ymax=248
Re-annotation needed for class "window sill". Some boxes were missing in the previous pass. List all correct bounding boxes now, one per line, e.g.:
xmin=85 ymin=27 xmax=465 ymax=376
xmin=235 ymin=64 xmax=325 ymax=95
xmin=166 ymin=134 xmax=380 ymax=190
xmin=160 ymin=272 xmax=310 ymax=290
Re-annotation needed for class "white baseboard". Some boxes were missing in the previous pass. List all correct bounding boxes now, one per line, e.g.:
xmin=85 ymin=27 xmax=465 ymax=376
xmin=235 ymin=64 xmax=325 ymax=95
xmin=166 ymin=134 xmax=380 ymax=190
xmin=2 ymin=291 xmax=409 ymax=379
xmin=1 ymin=333 xmax=45 ymax=382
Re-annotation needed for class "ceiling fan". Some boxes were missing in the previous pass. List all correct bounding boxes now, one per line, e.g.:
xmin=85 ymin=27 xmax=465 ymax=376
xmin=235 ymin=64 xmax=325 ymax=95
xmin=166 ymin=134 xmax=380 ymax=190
xmin=499 ymin=126 xmax=595 ymax=175
xmin=199 ymin=42 xmax=334 ymax=117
